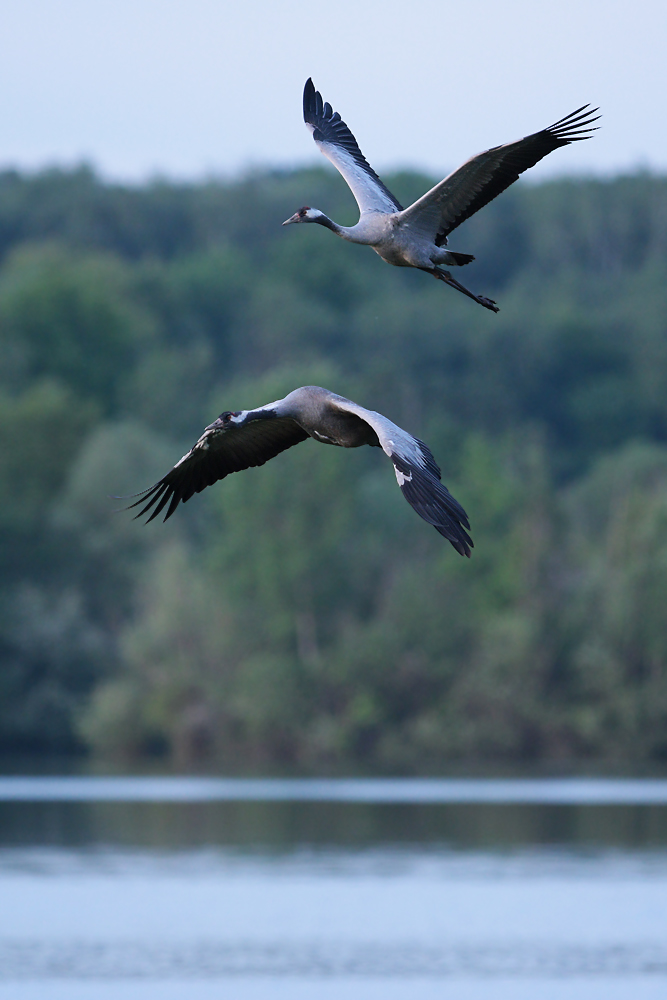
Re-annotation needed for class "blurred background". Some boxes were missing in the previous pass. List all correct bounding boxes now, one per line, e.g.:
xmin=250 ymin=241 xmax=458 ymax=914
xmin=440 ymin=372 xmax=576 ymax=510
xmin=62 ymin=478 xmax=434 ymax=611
xmin=0 ymin=0 xmax=666 ymax=773
xmin=1 ymin=2 xmax=667 ymax=997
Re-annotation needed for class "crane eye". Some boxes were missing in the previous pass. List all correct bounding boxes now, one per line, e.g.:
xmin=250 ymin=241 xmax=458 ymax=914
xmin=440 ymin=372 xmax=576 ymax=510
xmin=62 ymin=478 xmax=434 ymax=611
xmin=216 ymin=410 xmax=240 ymax=427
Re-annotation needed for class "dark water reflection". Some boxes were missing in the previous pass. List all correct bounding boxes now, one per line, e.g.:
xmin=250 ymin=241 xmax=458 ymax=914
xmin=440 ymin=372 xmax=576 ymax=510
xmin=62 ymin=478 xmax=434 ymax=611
xmin=2 ymin=799 xmax=667 ymax=851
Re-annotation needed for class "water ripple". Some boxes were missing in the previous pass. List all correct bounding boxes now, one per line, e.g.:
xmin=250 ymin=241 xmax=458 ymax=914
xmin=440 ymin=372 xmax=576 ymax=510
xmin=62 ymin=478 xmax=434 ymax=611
xmin=1 ymin=939 xmax=666 ymax=980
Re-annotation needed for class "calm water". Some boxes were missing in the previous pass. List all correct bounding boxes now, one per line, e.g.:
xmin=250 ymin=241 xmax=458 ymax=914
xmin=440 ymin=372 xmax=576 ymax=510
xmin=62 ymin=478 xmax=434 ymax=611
xmin=0 ymin=778 xmax=666 ymax=1000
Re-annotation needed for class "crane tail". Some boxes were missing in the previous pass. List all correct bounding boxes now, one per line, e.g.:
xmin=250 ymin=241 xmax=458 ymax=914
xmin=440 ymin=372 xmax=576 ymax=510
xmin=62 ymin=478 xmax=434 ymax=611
xmin=443 ymin=251 xmax=475 ymax=267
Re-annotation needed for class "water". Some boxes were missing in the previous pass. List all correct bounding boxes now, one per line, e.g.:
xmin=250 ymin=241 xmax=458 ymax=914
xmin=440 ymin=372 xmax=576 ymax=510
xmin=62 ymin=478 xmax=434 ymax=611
xmin=3 ymin=776 xmax=667 ymax=803
xmin=0 ymin=778 xmax=666 ymax=999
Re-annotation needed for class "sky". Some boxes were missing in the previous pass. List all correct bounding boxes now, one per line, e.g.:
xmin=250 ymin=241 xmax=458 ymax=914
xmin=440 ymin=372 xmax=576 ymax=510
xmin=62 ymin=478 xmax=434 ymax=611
xmin=0 ymin=0 xmax=665 ymax=183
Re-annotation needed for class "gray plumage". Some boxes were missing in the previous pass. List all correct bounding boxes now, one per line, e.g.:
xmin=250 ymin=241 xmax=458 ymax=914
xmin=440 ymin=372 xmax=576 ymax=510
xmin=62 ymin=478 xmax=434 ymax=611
xmin=127 ymin=386 xmax=473 ymax=556
xmin=283 ymin=79 xmax=600 ymax=312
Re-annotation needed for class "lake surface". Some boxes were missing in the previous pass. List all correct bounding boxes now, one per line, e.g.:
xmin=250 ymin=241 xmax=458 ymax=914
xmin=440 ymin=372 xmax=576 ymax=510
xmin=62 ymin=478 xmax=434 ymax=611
xmin=0 ymin=777 xmax=666 ymax=999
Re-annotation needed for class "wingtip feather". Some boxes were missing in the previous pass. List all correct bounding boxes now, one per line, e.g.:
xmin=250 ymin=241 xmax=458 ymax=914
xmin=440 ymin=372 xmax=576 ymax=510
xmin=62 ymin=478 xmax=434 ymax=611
xmin=303 ymin=78 xmax=315 ymax=122
xmin=547 ymin=106 xmax=601 ymax=142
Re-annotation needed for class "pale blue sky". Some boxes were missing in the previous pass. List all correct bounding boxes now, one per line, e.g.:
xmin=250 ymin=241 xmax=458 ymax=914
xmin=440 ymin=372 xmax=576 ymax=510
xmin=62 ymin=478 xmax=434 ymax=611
xmin=0 ymin=0 xmax=664 ymax=181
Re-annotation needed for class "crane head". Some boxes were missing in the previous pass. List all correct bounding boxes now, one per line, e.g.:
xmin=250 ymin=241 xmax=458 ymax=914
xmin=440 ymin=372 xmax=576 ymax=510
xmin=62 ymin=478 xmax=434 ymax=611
xmin=282 ymin=206 xmax=324 ymax=225
xmin=204 ymin=411 xmax=242 ymax=432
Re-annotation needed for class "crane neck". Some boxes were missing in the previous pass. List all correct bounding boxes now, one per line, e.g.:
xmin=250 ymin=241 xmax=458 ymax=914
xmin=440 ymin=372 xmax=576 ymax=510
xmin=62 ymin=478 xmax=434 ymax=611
xmin=314 ymin=214 xmax=374 ymax=245
xmin=311 ymin=213 xmax=345 ymax=236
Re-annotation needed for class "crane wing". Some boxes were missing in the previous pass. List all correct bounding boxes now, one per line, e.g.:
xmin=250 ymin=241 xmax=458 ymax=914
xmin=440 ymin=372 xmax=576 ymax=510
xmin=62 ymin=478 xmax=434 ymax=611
xmin=303 ymin=78 xmax=402 ymax=216
xmin=398 ymin=106 xmax=600 ymax=245
xmin=330 ymin=395 xmax=473 ymax=556
xmin=127 ymin=414 xmax=308 ymax=522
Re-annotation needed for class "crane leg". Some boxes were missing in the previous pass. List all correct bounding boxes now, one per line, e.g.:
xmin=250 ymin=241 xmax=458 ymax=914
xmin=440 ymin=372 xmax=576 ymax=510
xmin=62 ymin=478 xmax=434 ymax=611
xmin=430 ymin=268 xmax=499 ymax=313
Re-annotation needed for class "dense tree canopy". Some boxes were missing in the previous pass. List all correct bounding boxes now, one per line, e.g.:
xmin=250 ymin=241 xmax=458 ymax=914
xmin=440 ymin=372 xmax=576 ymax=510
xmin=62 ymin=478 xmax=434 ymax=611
xmin=1 ymin=165 xmax=666 ymax=770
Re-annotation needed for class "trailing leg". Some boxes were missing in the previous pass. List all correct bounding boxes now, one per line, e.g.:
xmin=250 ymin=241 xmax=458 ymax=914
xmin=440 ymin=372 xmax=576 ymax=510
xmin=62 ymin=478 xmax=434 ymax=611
xmin=430 ymin=268 xmax=499 ymax=312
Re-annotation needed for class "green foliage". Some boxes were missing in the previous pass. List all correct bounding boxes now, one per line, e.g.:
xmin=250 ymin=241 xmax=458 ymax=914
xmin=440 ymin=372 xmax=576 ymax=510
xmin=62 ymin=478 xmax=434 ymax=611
xmin=0 ymin=165 xmax=666 ymax=768
xmin=562 ymin=444 xmax=667 ymax=761
xmin=0 ymin=244 xmax=153 ymax=410
xmin=81 ymin=542 xmax=232 ymax=762
xmin=0 ymin=583 xmax=109 ymax=751
xmin=0 ymin=380 xmax=97 ymax=534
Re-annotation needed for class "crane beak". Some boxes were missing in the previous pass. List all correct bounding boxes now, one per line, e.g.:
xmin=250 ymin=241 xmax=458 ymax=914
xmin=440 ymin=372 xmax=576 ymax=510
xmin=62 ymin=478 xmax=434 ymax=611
xmin=282 ymin=213 xmax=300 ymax=226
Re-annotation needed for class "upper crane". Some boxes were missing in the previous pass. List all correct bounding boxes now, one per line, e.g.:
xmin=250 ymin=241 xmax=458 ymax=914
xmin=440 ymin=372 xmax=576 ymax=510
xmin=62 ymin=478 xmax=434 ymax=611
xmin=283 ymin=79 xmax=599 ymax=312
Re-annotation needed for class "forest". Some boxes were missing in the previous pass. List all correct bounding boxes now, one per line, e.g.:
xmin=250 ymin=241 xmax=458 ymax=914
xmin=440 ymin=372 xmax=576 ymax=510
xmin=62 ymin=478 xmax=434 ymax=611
xmin=1 ymin=164 xmax=667 ymax=771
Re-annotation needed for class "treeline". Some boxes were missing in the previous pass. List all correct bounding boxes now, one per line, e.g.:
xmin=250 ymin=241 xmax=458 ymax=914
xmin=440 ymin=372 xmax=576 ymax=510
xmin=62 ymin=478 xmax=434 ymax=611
xmin=1 ymin=165 xmax=667 ymax=770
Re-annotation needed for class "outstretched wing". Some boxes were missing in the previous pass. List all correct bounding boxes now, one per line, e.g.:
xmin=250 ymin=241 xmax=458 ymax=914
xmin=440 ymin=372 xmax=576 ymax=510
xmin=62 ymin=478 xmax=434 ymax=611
xmin=127 ymin=416 xmax=308 ymax=522
xmin=329 ymin=394 xmax=473 ymax=556
xmin=390 ymin=446 xmax=473 ymax=557
xmin=399 ymin=106 xmax=600 ymax=245
xmin=303 ymin=78 xmax=402 ymax=216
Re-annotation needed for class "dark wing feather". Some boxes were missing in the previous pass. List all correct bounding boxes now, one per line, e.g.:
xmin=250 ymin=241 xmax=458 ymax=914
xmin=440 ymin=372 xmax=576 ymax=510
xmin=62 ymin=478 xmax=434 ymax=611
xmin=127 ymin=417 xmax=308 ymax=523
xmin=393 ymin=452 xmax=473 ymax=557
xmin=413 ymin=437 xmax=442 ymax=481
xmin=303 ymin=78 xmax=403 ymax=214
xmin=327 ymin=395 xmax=472 ymax=555
xmin=400 ymin=106 xmax=600 ymax=245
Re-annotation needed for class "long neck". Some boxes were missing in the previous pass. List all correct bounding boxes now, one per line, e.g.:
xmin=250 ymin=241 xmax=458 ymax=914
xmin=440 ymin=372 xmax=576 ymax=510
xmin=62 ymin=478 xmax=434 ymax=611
xmin=312 ymin=213 xmax=346 ymax=237
xmin=313 ymin=213 xmax=379 ymax=245
xmin=310 ymin=212 xmax=371 ymax=244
